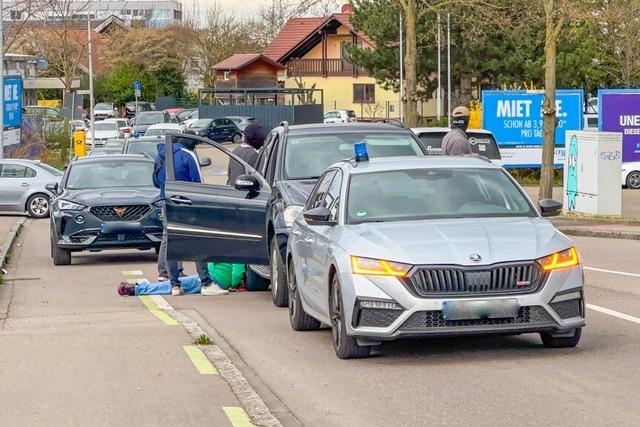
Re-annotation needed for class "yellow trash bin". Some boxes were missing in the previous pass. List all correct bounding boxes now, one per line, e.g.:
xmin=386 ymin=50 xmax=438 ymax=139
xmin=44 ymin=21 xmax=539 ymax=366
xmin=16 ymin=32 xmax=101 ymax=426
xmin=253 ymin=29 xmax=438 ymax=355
xmin=73 ymin=130 xmax=86 ymax=157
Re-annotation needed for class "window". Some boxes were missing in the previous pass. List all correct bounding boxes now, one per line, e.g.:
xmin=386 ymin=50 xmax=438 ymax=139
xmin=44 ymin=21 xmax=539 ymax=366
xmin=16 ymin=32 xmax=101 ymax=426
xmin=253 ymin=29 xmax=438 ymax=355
xmin=1 ymin=164 xmax=35 ymax=178
xmin=341 ymin=42 xmax=353 ymax=60
xmin=223 ymin=71 xmax=230 ymax=81
xmin=10 ymin=10 xmax=23 ymax=20
xmin=324 ymin=170 xmax=342 ymax=221
xmin=353 ymin=84 xmax=375 ymax=103
xmin=346 ymin=168 xmax=535 ymax=224
xmin=256 ymin=132 xmax=276 ymax=177
xmin=306 ymin=170 xmax=337 ymax=210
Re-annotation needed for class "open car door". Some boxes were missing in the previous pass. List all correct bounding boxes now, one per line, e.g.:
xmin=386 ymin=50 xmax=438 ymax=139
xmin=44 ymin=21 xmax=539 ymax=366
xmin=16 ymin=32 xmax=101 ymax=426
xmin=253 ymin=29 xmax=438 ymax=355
xmin=164 ymin=134 xmax=270 ymax=265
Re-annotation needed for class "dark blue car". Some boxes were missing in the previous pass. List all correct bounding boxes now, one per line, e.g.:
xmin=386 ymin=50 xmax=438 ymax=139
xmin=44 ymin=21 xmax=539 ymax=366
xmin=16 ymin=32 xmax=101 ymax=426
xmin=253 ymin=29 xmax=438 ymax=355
xmin=161 ymin=123 xmax=427 ymax=306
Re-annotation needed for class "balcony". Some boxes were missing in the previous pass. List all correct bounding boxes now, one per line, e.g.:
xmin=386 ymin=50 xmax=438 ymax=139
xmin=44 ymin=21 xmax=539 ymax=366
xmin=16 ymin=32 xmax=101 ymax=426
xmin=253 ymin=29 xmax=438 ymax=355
xmin=286 ymin=59 xmax=367 ymax=77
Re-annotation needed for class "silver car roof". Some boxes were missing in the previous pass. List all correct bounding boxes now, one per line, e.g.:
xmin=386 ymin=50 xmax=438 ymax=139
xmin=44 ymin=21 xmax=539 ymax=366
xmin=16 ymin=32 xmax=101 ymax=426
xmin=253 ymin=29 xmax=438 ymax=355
xmin=334 ymin=156 xmax=498 ymax=175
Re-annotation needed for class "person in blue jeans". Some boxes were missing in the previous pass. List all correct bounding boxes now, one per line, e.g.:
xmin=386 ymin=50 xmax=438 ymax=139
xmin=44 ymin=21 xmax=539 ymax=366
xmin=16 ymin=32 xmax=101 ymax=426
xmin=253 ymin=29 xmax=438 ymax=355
xmin=118 ymin=275 xmax=203 ymax=296
xmin=154 ymin=136 xmax=228 ymax=297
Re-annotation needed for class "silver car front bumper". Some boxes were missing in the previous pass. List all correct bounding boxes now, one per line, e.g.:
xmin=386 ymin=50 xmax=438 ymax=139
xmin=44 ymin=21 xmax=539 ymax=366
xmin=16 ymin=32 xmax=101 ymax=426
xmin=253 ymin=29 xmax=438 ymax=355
xmin=339 ymin=265 xmax=585 ymax=341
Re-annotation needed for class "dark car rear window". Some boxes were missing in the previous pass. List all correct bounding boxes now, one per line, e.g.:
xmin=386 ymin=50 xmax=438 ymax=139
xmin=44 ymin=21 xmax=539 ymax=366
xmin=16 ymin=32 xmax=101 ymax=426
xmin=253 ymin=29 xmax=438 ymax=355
xmin=417 ymin=131 xmax=501 ymax=160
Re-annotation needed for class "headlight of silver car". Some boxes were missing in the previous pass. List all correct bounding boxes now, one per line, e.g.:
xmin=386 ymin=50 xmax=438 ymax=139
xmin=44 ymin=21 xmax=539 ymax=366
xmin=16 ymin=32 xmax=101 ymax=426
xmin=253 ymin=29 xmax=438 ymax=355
xmin=283 ymin=205 xmax=304 ymax=227
xmin=58 ymin=199 xmax=86 ymax=211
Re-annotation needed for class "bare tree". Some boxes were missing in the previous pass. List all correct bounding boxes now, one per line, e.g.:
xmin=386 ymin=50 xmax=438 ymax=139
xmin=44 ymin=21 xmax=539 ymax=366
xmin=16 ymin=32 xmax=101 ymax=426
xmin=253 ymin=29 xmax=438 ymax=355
xmin=2 ymin=0 xmax=49 ymax=53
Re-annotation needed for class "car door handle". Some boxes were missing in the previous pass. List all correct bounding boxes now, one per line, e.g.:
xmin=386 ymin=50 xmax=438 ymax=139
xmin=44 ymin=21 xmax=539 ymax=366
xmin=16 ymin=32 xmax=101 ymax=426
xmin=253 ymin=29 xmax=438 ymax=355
xmin=302 ymin=238 xmax=314 ymax=244
xmin=21 ymin=182 xmax=30 ymax=187
xmin=169 ymin=195 xmax=192 ymax=206
xmin=292 ymin=230 xmax=302 ymax=236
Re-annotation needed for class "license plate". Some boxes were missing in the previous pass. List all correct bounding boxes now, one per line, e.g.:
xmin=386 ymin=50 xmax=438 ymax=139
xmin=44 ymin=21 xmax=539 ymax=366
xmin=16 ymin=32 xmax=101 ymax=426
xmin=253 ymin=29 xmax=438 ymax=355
xmin=442 ymin=299 xmax=520 ymax=321
xmin=100 ymin=222 xmax=142 ymax=234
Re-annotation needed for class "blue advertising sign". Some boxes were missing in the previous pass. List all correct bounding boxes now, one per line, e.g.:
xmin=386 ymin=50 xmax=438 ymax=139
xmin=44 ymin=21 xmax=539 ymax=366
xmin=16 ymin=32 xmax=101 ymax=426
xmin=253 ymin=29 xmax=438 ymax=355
xmin=133 ymin=80 xmax=141 ymax=91
xmin=4 ymin=75 xmax=23 ymax=129
xmin=482 ymin=89 xmax=584 ymax=167
xmin=598 ymin=89 xmax=640 ymax=162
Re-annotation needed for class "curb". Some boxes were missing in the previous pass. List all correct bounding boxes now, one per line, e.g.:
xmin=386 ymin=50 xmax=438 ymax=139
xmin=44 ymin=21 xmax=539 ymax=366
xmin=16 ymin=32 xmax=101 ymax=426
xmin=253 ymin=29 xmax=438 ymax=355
xmin=559 ymin=227 xmax=640 ymax=241
xmin=0 ymin=217 xmax=27 ymax=269
xmin=0 ymin=217 xmax=28 ymax=321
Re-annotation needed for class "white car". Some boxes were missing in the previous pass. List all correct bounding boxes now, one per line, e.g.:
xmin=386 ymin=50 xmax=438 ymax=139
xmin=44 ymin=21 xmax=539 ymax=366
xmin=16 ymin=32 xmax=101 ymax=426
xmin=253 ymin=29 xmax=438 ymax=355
xmin=145 ymin=123 xmax=183 ymax=137
xmin=324 ymin=110 xmax=358 ymax=123
xmin=103 ymin=118 xmax=131 ymax=138
xmin=412 ymin=127 xmax=503 ymax=165
xmin=622 ymin=163 xmax=640 ymax=189
xmin=86 ymin=120 xmax=125 ymax=147
xmin=94 ymin=102 xmax=117 ymax=120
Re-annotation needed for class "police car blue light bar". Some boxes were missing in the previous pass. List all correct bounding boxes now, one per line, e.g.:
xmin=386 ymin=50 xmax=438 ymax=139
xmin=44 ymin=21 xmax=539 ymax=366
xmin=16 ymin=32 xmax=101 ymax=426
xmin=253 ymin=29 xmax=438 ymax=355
xmin=354 ymin=142 xmax=369 ymax=162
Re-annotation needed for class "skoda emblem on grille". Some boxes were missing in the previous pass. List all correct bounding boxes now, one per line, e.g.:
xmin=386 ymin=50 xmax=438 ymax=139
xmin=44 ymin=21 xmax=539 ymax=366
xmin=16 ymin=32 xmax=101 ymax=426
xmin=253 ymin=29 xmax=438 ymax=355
xmin=113 ymin=207 xmax=127 ymax=218
xmin=469 ymin=253 xmax=482 ymax=262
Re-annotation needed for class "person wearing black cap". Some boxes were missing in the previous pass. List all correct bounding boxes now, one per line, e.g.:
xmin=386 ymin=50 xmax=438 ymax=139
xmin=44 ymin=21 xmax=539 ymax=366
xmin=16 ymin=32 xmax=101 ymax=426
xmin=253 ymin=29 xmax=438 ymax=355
xmin=227 ymin=123 xmax=266 ymax=185
xmin=443 ymin=106 xmax=472 ymax=156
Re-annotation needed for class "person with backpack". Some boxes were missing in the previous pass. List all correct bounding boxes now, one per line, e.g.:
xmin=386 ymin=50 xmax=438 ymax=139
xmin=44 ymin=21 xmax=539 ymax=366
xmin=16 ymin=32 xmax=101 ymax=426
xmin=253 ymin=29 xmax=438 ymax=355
xmin=227 ymin=123 xmax=266 ymax=185
xmin=153 ymin=136 xmax=228 ymax=296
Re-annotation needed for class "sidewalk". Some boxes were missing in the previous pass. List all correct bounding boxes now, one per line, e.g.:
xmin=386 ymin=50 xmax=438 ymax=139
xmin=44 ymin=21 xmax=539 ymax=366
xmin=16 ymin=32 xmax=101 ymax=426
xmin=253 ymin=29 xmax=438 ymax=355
xmin=522 ymin=187 xmax=640 ymax=240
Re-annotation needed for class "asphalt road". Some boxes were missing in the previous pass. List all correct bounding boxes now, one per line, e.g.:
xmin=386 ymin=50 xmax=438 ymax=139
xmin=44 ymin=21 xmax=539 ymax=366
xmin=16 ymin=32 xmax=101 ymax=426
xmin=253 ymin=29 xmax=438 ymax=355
xmin=2 ymin=220 xmax=640 ymax=426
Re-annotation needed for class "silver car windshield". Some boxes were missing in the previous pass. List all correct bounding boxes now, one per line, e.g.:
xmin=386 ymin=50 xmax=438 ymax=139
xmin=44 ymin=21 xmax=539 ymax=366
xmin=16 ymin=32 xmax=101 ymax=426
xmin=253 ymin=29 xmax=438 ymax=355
xmin=66 ymin=161 xmax=154 ymax=190
xmin=94 ymin=122 xmax=117 ymax=131
xmin=347 ymin=168 xmax=535 ymax=224
xmin=126 ymin=141 xmax=160 ymax=157
xmin=285 ymin=133 xmax=423 ymax=179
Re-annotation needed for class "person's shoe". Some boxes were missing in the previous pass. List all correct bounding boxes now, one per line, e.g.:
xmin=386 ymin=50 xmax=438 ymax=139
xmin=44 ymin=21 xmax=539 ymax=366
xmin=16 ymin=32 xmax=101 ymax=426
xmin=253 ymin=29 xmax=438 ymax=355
xmin=157 ymin=275 xmax=169 ymax=282
xmin=171 ymin=285 xmax=182 ymax=296
xmin=118 ymin=282 xmax=135 ymax=296
xmin=201 ymin=283 xmax=229 ymax=296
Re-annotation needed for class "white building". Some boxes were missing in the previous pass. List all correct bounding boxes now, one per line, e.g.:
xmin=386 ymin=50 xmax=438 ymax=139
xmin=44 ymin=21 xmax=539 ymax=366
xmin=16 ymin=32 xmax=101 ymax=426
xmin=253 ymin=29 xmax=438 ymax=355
xmin=5 ymin=1 xmax=182 ymax=28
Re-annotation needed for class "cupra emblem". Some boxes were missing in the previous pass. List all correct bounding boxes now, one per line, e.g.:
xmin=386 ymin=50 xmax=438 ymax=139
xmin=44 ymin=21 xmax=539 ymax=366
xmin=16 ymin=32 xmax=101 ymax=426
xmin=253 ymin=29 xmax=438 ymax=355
xmin=114 ymin=207 xmax=127 ymax=218
xmin=469 ymin=253 xmax=482 ymax=262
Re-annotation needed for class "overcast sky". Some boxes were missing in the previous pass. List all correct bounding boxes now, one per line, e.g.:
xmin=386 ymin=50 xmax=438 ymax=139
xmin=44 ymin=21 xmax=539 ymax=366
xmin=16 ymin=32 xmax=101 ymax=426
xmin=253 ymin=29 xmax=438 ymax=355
xmin=179 ymin=0 xmax=271 ymax=17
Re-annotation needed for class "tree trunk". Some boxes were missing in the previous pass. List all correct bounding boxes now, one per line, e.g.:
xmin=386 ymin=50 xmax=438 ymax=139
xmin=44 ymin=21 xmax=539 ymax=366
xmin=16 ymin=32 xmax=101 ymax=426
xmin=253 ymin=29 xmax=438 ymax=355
xmin=403 ymin=0 xmax=419 ymax=127
xmin=539 ymin=7 xmax=558 ymax=201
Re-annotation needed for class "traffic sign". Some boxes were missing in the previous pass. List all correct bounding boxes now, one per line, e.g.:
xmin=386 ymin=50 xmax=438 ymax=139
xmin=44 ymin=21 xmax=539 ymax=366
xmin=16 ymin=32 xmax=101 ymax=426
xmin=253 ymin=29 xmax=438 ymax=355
xmin=134 ymin=89 xmax=141 ymax=98
xmin=133 ymin=80 xmax=141 ymax=91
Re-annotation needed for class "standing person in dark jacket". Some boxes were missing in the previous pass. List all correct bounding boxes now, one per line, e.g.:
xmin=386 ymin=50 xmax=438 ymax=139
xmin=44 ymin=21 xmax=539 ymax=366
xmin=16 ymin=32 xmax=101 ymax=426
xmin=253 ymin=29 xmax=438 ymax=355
xmin=227 ymin=123 xmax=266 ymax=185
xmin=442 ymin=106 xmax=472 ymax=156
xmin=154 ymin=137 xmax=228 ymax=296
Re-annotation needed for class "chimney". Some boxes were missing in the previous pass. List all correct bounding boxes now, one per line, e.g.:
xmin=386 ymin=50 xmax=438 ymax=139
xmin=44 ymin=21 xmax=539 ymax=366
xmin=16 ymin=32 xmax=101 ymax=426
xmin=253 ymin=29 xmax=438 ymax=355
xmin=341 ymin=3 xmax=352 ymax=14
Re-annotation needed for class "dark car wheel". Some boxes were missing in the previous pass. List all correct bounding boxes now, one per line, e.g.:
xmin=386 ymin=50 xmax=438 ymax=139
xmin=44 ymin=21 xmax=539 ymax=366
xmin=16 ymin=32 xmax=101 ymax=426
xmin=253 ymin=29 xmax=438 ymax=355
xmin=26 ymin=193 xmax=50 ymax=218
xmin=540 ymin=328 xmax=582 ymax=348
xmin=232 ymin=133 xmax=242 ymax=144
xmin=50 ymin=227 xmax=71 ymax=266
xmin=270 ymin=236 xmax=288 ymax=307
xmin=626 ymin=171 xmax=640 ymax=189
xmin=288 ymin=259 xmax=321 ymax=331
xmin=330 ymin=274 xmax=371 ymax=359
xmin=245 ymin=267 xmax=269 ymax=291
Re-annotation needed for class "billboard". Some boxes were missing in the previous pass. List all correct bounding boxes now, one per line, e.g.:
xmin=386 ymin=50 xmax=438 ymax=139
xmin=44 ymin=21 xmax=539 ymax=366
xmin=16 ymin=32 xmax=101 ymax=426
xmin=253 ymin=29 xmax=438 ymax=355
xmin=482 ymin=89 xmax=584 ymax=167
xmin=598 ymin=89 xmax=640 ymax=162
xmin=3 ymin=75 xmax=22 ymax=148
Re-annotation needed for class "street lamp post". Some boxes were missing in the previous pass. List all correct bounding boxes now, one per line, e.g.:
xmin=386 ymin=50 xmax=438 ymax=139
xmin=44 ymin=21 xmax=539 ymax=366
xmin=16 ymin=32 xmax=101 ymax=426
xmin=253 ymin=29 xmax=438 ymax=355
xmin=437 ymin=13 xmax=441 ymax=121
xmin=447 ymin=13 xmax=452 ymax=127
xmin=87 ymin=8 xmax=95 ymax=150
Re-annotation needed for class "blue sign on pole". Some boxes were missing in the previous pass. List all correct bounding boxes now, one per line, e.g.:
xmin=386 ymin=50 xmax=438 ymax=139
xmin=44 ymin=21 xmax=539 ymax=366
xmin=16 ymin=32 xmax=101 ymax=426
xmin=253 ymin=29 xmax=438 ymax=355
xmin=133 ymin=80 xmax=141 ymax=91
xmin=482 ymin=89 xmax=584 ymax=168
xmin=4 ymin=75 xmax=23 ymax=130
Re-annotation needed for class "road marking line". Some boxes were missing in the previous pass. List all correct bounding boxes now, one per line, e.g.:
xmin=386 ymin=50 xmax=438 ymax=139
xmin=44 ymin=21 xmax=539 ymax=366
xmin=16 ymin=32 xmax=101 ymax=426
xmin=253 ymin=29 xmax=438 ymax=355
xmin=223 ymin=407 xmax=254 ymax=427
xmin=122 ymin=270 xmax=144 ymax=276
xmin=183 ymin=345 xmax=218 ymax=375
xmin=150 ymin=295 xmax=173 ymax=310
xmin=587 ymin=303 xmax=640 ymax=325
xmin=138 ymin=296 xmax=178 ymax=325
xmin=584 ymin=266 xmax=640 ymax=278
xmin=125 ymin=278 xmax=140 ymax=285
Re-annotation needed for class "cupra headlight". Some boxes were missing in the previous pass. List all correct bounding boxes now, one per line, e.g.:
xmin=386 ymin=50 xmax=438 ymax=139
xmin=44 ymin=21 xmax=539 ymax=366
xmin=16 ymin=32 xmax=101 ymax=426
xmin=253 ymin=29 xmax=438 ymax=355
xmin=58 ymin=199 xmax=86 ymax=211
xmin=536 ymin=247 xmax=580 ymax=271
xmin=351 ymin=256 xmax=411 ymax=277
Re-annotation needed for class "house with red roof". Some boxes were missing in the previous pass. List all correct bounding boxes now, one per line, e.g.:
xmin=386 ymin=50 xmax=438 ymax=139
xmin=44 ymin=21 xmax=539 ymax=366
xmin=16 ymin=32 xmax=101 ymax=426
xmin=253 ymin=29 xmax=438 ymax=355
xmin=262 ymin=6 xmax=434 ymax=119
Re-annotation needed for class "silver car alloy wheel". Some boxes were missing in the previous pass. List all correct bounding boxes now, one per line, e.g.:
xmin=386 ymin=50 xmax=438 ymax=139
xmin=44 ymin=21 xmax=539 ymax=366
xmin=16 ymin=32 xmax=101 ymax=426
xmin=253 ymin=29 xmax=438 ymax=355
xmin=30 ymin=196 xmax=49 ymax=216
xmin=331 ymin=282 xmax=343 ymax=349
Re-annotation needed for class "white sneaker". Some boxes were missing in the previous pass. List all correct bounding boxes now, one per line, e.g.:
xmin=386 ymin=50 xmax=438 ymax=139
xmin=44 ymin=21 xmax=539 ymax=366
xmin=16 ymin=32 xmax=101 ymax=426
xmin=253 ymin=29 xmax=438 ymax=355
xmin=201 ymin=284 xmax=229 ymax=296
xmin=171 ymin=286 xmax=182 ymax=296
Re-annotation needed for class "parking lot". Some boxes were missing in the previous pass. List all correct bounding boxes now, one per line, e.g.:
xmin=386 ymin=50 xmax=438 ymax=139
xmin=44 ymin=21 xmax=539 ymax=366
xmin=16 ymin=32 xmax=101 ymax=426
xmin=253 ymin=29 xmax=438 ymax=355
xmin=1 ymin=219 xmax=639 ymax=426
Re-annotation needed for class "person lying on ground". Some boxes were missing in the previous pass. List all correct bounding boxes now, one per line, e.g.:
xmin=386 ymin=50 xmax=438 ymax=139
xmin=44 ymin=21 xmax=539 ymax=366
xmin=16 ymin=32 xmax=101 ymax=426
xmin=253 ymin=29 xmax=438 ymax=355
xmin=118 ymin=274 xmax=222 ymax=296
